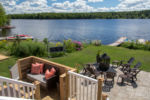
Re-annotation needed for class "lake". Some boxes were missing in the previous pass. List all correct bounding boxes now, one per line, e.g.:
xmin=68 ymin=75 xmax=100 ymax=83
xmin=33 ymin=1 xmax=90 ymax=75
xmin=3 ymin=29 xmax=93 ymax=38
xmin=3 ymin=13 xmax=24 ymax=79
xmin=0 ymin=19 xmax=150 ymax=44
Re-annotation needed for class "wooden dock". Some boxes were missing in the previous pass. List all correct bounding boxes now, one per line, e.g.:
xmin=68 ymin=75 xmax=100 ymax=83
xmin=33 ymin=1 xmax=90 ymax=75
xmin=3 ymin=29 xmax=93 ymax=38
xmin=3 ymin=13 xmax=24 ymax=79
xmin=108 ymin=37 xmax=127 ymax=46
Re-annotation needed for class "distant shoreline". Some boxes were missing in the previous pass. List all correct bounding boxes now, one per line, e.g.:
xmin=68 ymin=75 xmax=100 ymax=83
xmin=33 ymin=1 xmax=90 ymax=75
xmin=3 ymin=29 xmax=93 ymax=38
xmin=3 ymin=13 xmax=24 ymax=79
xmin=8 ymin=10 xmax=150 ymax=19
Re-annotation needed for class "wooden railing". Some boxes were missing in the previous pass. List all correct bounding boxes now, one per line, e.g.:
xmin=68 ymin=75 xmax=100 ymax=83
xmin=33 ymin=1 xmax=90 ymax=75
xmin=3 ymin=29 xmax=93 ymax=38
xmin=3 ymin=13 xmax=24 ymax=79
xmin=0 ymin=76 xmax=40 ymax=99
xmin=68 ymin=71 xmax=108 ymax=100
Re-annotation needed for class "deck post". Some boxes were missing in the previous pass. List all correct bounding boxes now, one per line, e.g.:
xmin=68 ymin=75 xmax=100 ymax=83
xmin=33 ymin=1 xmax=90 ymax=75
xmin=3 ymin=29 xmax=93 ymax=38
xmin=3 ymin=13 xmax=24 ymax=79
xmin=97 ymin=77 xmax=104 ymax=100
xmin=17 ymin=60 xmax=22 ymax=79
xmin=60 ymin=73 xmax=66 ymax=100
xmin=34 ymin=81 xmax=41 ymax=100
xmin=66 ymin=70 xmax=69 ymax=100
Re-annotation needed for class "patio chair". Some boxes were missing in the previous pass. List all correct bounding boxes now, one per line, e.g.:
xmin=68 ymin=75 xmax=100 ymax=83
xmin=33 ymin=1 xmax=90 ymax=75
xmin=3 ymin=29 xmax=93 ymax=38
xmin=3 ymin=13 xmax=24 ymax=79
xmin=130 ymin=62 xmax=141 ymax=72
xmin=121 ymin=57 xmax=135 ymax=73
xmin=130 ymin=68 xmax=141 ymax=81
xmin=85 ymin=64 xmax=102 ymax=79
xmin=104 ymin=72 xmax=116 ymax=85
xmin=117 ymin=69 xmax=140 ymax=85
xmin=80 ymin=67 xmax=91 ymax=77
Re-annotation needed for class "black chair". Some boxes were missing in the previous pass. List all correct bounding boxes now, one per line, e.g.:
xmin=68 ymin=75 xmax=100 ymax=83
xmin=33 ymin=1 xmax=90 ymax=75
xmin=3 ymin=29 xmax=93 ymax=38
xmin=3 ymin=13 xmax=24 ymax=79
xmin=121 ymin=57 xmax=135 ymax=72
xmin=85 ymin=64 xmax=102 ymax=79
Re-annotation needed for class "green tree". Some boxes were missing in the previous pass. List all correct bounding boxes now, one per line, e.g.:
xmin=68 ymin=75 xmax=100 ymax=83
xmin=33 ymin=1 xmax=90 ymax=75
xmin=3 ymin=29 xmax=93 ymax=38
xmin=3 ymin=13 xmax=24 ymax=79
xmin=0 ymin=3 xmax=7 ymax=26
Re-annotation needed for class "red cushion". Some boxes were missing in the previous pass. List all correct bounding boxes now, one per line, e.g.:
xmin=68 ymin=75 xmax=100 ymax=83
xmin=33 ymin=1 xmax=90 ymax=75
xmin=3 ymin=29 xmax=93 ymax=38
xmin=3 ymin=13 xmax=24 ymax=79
xmin=50 ymin=67 xmax=56 ymax=74
xmin=31 ymin=63 xmax=40 ymax=74
xmin=45 ymin=69 xmax=54 ymax=80
xmin=36 ymin=62 xmax=44 ymax=74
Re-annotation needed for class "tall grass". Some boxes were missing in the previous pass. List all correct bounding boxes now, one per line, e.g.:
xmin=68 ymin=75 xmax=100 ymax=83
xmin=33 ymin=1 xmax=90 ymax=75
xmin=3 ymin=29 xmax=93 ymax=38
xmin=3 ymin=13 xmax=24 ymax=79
xmin=10 ymin=40 xmax=47 ymax=57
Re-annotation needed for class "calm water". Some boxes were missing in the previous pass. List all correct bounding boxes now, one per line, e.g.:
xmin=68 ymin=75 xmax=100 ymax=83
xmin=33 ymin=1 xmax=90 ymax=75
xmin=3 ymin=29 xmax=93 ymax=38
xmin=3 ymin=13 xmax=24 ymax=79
xmin=0 ymin=19 xmax=150 ymax=44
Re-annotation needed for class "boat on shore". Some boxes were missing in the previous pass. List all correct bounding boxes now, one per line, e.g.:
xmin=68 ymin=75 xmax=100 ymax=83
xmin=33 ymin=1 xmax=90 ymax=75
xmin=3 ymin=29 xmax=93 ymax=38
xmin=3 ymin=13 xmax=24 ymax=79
xmin=0 ymin=25 xmax=15 ymax=29
xmin=0 ymin=34 xmax=34 ymax=41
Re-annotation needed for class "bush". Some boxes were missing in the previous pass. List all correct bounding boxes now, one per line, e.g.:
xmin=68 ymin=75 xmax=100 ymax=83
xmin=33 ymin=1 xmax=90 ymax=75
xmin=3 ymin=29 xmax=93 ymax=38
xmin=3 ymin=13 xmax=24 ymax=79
xmin=10 ymin=40 xmax=47 ymax=57
xmin=64 ymin=39 xmax=76 ymax=53
xmin=73 ymin=41 xmax=83 ymax=51
xmin=91 ymin=40 xmax=101 ymax=46
xmin=50 ymin=52 xmax=65 ymax=58
xmin=120 ymin=41 xmax=150 ymax=51
xmin=0 ymin=40 xmax=7 ymax=49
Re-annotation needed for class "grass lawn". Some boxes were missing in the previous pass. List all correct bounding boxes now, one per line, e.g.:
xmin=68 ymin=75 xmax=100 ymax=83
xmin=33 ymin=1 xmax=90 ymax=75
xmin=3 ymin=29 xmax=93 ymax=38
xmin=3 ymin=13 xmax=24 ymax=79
xmin=48 ymin=45 xmax=150 ymax=72
xmin=0 ymin=56 xmax=18 ymax=77
xmin=0 ymin=45 xmax=150 ymax=77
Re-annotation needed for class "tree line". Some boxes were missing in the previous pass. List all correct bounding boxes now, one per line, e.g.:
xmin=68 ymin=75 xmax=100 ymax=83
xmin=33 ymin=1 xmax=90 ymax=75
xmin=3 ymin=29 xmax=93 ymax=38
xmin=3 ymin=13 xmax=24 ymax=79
xmin=0 ymin=3 xmax=9 ymax=26
xmin=9 ymin=10 xmax=150 ymax=19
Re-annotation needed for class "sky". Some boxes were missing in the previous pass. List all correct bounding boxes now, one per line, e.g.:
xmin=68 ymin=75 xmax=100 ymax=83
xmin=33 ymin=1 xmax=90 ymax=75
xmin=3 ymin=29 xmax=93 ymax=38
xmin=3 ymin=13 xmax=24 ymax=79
xmin=0 ymin=0 xmax=150 ymax=14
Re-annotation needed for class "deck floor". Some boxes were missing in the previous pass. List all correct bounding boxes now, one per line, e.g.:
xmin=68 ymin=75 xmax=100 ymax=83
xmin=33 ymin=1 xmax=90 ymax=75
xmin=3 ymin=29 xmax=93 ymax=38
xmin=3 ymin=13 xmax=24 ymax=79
xmin=103 ymin=67 xmax=150 ymax=100
xmin=40 ymin=88 xmax=59 ymax=100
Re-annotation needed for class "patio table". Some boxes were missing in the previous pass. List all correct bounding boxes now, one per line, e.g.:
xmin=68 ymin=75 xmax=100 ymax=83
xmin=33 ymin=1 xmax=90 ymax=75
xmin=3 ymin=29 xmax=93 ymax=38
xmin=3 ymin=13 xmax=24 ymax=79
xmin=92 ymin=63 xmax=117 ymax=75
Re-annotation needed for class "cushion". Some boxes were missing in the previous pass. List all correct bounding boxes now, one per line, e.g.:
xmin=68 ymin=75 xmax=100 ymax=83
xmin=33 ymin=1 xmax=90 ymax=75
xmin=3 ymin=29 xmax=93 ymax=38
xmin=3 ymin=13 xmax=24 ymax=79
xmin=43 ymin=64 xmax=52 ymax=73
xmin=51 ymin=67 xmax=56 ymax=74
xmin=36 ymin=62 xmax=44 ymax=74
xmin=31 ymin=63 xmax=41 ymax=74
xmin=45 ymin=69 xmax=54 ymax=80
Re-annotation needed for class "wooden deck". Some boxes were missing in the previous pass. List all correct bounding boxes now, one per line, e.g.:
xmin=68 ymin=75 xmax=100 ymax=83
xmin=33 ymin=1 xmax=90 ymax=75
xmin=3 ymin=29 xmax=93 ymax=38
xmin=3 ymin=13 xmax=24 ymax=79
xmin=0 ymin=54 xmax=9 ymax=61
xmin=40 ymin=88 xmax=59 ymax=100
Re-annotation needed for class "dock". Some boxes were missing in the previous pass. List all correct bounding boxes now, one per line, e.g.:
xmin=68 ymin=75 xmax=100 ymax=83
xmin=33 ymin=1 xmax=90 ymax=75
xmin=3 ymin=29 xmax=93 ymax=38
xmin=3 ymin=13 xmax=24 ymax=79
xmin=108 ymin=37 xmax=127 ymax=46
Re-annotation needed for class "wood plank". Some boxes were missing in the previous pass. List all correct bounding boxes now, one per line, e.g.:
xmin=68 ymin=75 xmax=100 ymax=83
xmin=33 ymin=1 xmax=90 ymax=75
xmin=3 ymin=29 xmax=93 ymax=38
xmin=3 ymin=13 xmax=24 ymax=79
xmin=0 ymin=54 xmax=9 ymax=61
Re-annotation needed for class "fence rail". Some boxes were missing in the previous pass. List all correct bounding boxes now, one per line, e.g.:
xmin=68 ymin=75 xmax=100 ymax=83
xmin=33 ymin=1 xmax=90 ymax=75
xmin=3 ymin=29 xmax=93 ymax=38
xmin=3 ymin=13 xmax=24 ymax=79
xmin=0 ymin=76 xmax=35 ymax=99
xmin=68 ymin=71 xmax=98 ymax=100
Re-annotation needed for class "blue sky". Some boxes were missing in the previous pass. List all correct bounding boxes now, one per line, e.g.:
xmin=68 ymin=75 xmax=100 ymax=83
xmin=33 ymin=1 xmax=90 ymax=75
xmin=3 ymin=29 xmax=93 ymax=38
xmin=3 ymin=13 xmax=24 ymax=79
xmin=0 ymin=0 xmax=150 ymax=14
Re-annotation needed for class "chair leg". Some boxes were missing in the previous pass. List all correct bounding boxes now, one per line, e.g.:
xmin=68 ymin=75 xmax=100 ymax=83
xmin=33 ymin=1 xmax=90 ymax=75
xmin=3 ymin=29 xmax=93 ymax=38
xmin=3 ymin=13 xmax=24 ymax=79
xmin=117 ymin=76 xmax=119 ymax=83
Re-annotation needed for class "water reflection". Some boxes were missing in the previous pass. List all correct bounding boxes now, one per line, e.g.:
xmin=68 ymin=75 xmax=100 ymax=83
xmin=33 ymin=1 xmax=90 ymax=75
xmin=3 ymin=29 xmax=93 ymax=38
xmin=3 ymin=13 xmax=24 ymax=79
xmin=0 ymin=19 xmax=150 ymax=44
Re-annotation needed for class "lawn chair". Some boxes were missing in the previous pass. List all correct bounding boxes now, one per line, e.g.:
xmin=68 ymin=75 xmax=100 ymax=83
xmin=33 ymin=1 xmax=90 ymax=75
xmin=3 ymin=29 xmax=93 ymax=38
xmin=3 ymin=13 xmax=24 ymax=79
xmin=118 ymin=69 xmax=141 ymax=85
xmin=121 ymin=57 xmax=135 ymax=73
xmin=104 ymin=72 xmax=116 ymax=85
xmin=130 ymin=62 xmax=141 ymax=72
xmin=85 ymin=64 xmax=102 ymax=79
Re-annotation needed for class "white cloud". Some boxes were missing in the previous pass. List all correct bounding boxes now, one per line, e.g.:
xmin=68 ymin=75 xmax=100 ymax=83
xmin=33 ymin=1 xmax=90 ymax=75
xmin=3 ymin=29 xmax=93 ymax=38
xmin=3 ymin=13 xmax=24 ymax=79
xmin=52 ymin=0 xmax=94 ymax=12
xmin=51 ymin=0 xmax=57 ymax=1
xmin=88 ymin=0 xmax=103 ymax=3
xmin=115 ymin=0 xmax=150 ymax=11
xmin=0 ymin=0 xmax=150 ymax=14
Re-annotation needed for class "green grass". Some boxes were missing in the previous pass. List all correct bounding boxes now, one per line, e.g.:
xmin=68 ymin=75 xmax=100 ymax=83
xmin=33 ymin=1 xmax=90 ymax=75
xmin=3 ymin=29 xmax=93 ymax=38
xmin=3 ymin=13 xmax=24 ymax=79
xmin=0 ymin=45 xmax=150 ymax=78
xmin=0 ymin=57 xmax=18 ymax=77
xmin=48 ymin=45 xmax=150 ymax=72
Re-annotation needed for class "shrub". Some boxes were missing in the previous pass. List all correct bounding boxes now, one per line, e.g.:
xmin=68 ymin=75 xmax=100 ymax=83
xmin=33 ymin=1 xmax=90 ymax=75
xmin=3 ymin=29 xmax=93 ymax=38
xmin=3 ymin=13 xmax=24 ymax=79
xmin=120 ymin=41 xmax=150 ymax=51
xmin=64 ymin=39 xmax=76 ymax=53
xmin=56 ymin=42 xmax=63 ymax=47
xmin=50 ymin=52 xmax=65 ymax=58
xmin=10 ymin=40 xmax=47 ymax=57
xmin=73 ymin=41 xmax=83 ymax=51
xmin=0 ymin=40 xmax=8 ymax=50
xmin=91 ymin=40 xmax=101 ymax=46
